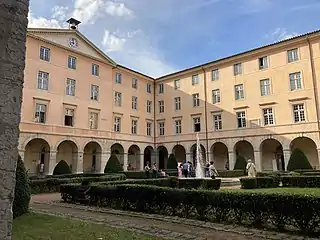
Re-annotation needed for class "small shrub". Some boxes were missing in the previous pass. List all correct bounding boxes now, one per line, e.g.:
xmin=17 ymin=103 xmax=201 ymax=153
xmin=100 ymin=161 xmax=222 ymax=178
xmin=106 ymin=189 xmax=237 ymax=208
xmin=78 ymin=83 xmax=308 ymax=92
xmin=13 ymin=155 xmax=31 ymax=218
xmin=167 ymin=154 xmax=178 ymax=169
xmin=123 ymin=171 xmax=147 ymax=179
xmin=287 ymin=148 xmax=312 ymax=171
xmin=217 ymin=170 xmax=245 ymax=177
xmin=240 ymin=177 xmax=257 ymax=189
xmin=53 ymin=160 xmax=71 ymax=175
xmin=233 ymin=155 xmax=247 ymax=170
xmin=104 ymin=155 xmax=123 ymax=173
xmin=281 ymin=176 xmax=320 ymax=188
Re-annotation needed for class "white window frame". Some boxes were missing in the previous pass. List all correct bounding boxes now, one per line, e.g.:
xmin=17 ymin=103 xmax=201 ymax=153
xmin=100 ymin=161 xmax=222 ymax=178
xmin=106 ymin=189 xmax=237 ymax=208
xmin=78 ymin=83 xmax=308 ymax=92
xmin=234 ymin=63 xmax=242 ymax=75
xmin=114 ymin=117 xmax=121 ymax=132
xmin=174 ymin=97 xmax=181 ymax=111
xmin=35 ymin=103 xmax=46 ymax=123
xmin=132 ymin=78 xmax=138 ymax=89
xmin=287 ymin=48 xmax=299 ymax=63
xmin=193 ymin=93 xmax=200 ymax=107
xmin=237 ymin=111 xmax=246 ymax=128
xmin=115 ymin=72 xmax=122 ymax=84
xmin=132 ymin=96 xmax=138 ymax=110
xmin=147 ymin=100 xmax=152 ymax=113
xmin=293 ymin=104 xmax=306 ymax=123
xmin=159 ymin=100 xmax=164 ymax=113
xmin=37 ymin=71 xmax=49 ymax=90
xmin=263 ymin=108 xmax=274 ymax=126
xmin=213 ymin=113 xmax=222 ymax=130
xmin=193 ymin=117 xmax=201 ymax=132
xmin=90 ymin=85 xmax=99 ymax=101
xmin=68 ymin=56 xmax=76 ymax=69
xmin=159 ymin=121 xmax=165 ymax=136
xmin=89 ymin=112 xmax=98 ymax=129
xmin=289 ymin=72 xmax=302 ymax=91
xmin=258 ymin=56 xmax=268 ymax=70
xmin=40 ymin=46 xmax=50 ymax=61
xmin=146 ymin=122 xmax=152 ymax=136
xmin=175 ymin=119 xmax=182 ymax=134
xmin=92 ymin=64 xmax=99 ymax=76
xmin=66 ymin=78 xmax=76 ymax=96
xmin=174 ymin=79 xmax=180 ymax=89
xmin=212 ymin=69 xmax=219 ymax=81
xmin=114 ymin=92 xmax=122 ymax=106
xmin=260 ymin=79 xmax=271 ymax=96
xmin=147 ymin=83 xmax=152 ymax=93
xmin=131 ymin=119 xmax=138 ymax=134
xmin=192 ymin=74 xmax=199 ymax=85
xmin=159 ymin=83 xmax=164 ymax=93
xmin=235 ymin=84 xmax=244 ymax=100
xmin=212 ymin=89 xmax=221 ymax=104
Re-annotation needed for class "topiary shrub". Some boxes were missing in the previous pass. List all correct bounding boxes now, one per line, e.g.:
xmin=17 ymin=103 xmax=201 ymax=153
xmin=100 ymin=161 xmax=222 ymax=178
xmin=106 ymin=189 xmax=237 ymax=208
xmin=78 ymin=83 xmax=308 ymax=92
xmin=104 ymin=154 xmax=123 ymax=173
xmin=234 ymin=155 xmax=247 ymax=170
xmin=53 ymin=160 xmax=71 ymax=175
xmin=167 ymin=154 xmax=178 ymax=169
xmin=13 ymin=155 xmax=31 ymax=218
xmin=287 ymin=148 xmax=313 ymax=171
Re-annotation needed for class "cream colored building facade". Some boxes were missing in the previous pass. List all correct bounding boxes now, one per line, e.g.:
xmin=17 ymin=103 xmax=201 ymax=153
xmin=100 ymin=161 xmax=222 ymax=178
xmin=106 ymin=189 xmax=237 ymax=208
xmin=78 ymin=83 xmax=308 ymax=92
xmin=20 ymin=22 xmax=320 ymax=175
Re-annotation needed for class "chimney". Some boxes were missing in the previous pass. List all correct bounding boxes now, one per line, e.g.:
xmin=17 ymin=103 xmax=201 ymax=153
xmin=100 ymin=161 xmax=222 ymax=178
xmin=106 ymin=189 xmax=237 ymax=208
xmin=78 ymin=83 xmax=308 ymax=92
xmin=66 ymin=18 xmax=81 ymax=30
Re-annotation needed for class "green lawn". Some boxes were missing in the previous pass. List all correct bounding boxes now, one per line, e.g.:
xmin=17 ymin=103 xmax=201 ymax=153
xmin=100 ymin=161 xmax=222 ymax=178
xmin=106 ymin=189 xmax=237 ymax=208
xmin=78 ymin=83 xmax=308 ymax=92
xmin=222 ymin=187 xmax=320 ymax=196
xmin=13 ymin=213 xmax=163 ymax=240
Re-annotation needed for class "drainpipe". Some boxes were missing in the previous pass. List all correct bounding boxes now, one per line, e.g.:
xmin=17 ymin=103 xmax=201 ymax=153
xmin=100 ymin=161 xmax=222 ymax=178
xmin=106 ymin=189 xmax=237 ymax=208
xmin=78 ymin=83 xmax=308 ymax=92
xmin=307 ymin=37 xmax=320 ymax=140
xmin=202 ymin=67 xmax=210 ymax=163
xmin=153 ymin=80 xmax=157 ymax=161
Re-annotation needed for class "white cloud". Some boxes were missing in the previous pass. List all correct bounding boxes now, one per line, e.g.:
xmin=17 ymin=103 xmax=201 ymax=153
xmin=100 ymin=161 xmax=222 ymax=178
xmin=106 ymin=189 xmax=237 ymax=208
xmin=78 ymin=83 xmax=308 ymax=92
xmin=28 ymin=10 xmax=65 ymax=28
xmin=52 ymin=6 xmax=69 ymax=22
xmin=269 ymin=28 xmax=299 ymax=41
xmin=101 ymin=29 xmax=176 ymax=77
xmin=72 ymin=0 xmax=105 ymax=25
xmin=105 ymin=2 xmax=133 ymax=17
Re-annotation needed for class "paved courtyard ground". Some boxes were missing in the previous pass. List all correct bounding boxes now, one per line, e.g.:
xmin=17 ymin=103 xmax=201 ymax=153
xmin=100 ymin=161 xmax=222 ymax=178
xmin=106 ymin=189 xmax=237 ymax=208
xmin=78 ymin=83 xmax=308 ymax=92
xmin=30 ymin=194 xmax=317 ymax=240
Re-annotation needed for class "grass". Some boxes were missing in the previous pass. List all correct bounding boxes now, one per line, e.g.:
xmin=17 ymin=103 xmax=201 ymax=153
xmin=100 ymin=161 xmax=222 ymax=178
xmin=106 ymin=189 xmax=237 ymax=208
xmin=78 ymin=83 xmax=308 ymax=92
xmin=222 ymin=187 xmax=320 ymax=196
xmin=13 ymin=213 xmax=163 ymax=240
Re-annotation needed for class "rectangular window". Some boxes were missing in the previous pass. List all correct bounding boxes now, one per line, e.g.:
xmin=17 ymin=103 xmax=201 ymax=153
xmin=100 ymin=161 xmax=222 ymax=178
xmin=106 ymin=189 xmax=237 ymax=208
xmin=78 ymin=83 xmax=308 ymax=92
xmin=131 ymin=120 xmax=138 ymax=134
xmin=212 ymin=89 xmax=221 ymax=104
xmin=35 ymin=103 xmax=46 ymax=123
xmin=66 ymin=78 xmax=76 ymax=96
xmin=258 ymin=56 xmax=268 ymax=70
xmin=89 ymin=112 xmax=98 ymax=129
xmin=147 ymin=100 xmax=152 ymax=113
xmin=132 ymin=78 xmax=138 ymax=89
xmin=147 ymin=83 xmax=152 ymax=93
xmin=40 ymin=46 xmax=50 ymax=61
xmin=132 ymin=96 xmax=138 ymax=110
xmin=289 ymin=72 xmax=302 ymax=91
xmin=212 ymin=69 xmax=219 ymax=81
xmin=159 ymin=100 xmax=164 ymax=113
xmin=92 ymin=64 xmax=99 ymax=76
xmin=237 ymin=111 xmax=246 ymax=128
xmin=293 ymin=104 xmax=305 ymax=123
xmin=192 ymin=74 xmax=199 ymax=85
xmin=263 ymin=108 xmax=274 ymax=126
xmin=193 ymin=117 xmax=201 ymax=132
xmin=68 ymin=56 xmax=76 ymax=69
xmin=114 ymin=92 xmax=122 ymax=106
xmin=159 ymin=121 xmax=165 ymax=136
xmin=175 ymin=119 xmax=182 ymax=134
xmin=114 ymin=117 xmax=121 ymax=132
xmin=213 ymin=114 xmax=222 ymax=130
xmin=234 ymin=63 xmax=242 ymax=75
xmin=90 ymin=85 xmax=99 ymax=101
xmin=64 ymin=108 xmax=74 ymax=127
xmin=193 ymin=93 xmax=200 ymax=107
xmin=147 ymin=122 xmax=152 ymax=136
xmin=260 ymin=79 xmax=271 ymax=96
xmin=174 ymin=97 xmax=181 ymax=111
xmin=174 ymin=79 xmax=180 ymax=89
xmin=115 ymin=72 xmax=122 ymax=84
xmin=235 ymin=84 xmax=244 ymax=100
xmin=159 ymin=83 xmax=164 ymax=93
xmin=287 ymin=48 xmax=299 ymax=63
xmin=37 ymin=71 xmax=49 ymax=90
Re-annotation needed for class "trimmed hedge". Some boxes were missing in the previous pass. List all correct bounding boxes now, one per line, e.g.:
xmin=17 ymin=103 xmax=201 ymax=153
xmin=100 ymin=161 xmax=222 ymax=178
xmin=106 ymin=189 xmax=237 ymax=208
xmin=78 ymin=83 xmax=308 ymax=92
xmin=287 ymin=148 xmax=312 ymax=171
xmin=167 ymin=154 xmax=178 ymax=169
xmin=61 ymin=184 xmax=320 ymax=234
xmin=281 ymin=176 xmax=320 ymax=188
xmin=240 ymin=177 xmax=280 ymax=189
xmin=30 ymin=174 xmax=126 ymax=194
xmin=29 ymin=173 xmax=109 ymax=180
xmin=53 ymin=160 xmax=71 ymax=175
xmin=104 ymin=154 xmax=123 ymax=173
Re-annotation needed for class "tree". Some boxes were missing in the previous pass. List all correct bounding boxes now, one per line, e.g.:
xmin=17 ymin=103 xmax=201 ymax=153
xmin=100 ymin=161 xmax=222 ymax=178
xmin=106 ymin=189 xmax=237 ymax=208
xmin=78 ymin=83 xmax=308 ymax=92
xmin=104 ymin=154 xmax=123 ymax=173
xmin=53 ymin=160 xmax=71 ymax=175
xmin=167 ymin=154 xmax=178 ymax=169
xmin=0 ymin=1 xmax=29 ymax=238
xmin=13 ymin=156 xmax=31 ymax=219
xmin=233 ymin=155 xmax=247 ymax=170
xmin=287 ymin=148 xmax=312 ymax=171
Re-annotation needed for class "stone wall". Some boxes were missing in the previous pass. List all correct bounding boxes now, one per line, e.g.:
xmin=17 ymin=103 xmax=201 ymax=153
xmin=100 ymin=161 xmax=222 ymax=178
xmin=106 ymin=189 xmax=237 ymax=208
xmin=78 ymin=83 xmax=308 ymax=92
xmin=0 ymin=0 xmax=29 ymax=239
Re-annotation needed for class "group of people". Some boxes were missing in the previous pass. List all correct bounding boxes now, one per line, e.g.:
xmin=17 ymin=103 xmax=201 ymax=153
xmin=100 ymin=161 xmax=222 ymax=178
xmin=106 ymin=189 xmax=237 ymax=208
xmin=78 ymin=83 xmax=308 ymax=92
xmin=144 ymin=162 xmax=168 ymax=178
xmin=177 ymin=161 xmax=219 ymax=178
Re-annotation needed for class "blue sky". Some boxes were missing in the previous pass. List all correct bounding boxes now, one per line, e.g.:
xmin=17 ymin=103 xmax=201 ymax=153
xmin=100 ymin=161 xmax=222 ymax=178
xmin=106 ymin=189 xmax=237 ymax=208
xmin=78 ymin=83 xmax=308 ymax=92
xmin=28 ymin=0 xmax=320 ymax=77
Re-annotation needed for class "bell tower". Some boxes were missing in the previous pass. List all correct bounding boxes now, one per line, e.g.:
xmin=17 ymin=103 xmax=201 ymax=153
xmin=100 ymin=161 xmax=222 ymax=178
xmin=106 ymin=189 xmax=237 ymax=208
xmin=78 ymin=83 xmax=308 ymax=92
xmin=66 ymin=18 xmax=81 ymax=30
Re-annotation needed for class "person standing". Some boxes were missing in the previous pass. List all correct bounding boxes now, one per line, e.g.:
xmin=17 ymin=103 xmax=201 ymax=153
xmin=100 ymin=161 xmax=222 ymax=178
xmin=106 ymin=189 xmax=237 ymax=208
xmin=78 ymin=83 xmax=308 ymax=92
xmin=152 ymin=162 xmax=157 ymax=178
xmin=246 ymin=159 xmax=257 ymax=177
xmin=209 ymin=161 xmax=218 ymax=179
xmin=144 ymin=161 xmax=151 ymax=178
xmin=182 ymin=162 xmax=189 ymax=178
xmin=178 ymin=163 xmax=183 ymax=178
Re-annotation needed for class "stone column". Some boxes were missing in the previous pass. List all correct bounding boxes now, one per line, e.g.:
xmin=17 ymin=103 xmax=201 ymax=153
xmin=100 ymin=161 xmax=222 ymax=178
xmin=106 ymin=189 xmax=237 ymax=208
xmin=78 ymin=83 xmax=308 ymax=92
xmin=72 ymin=151 xmax=83 ymax=174
xmin=151 ymin=152 xmax=157 ymax=167
xmin=140 ymin=154 xmax=144 ymax=171
xmin=186 ymin=152 xmax=192 ymax=163
xmin=253 ymin=150 xmax=262 ymax=172
xmin=228 ymin=151 xmax=235 ymax=170
xmin=97 ymin=152 xmax=110 ymax=173
xmin=283 ymin=149 xmax=291 ymax=171
xmin=45 ymin=150 xmax=57 ymax=175
xmin=317 ymin=149 xmax=320 ymax=170
xmin=123 ymin=153 xmax=128 ymax=171
xmin=18 ymin=149 xmax=25 ymax=162
xmin=208 ymin=151 xmax=213 ymax=164
xmin=0 ymin=0 xmax=29 ymax=239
